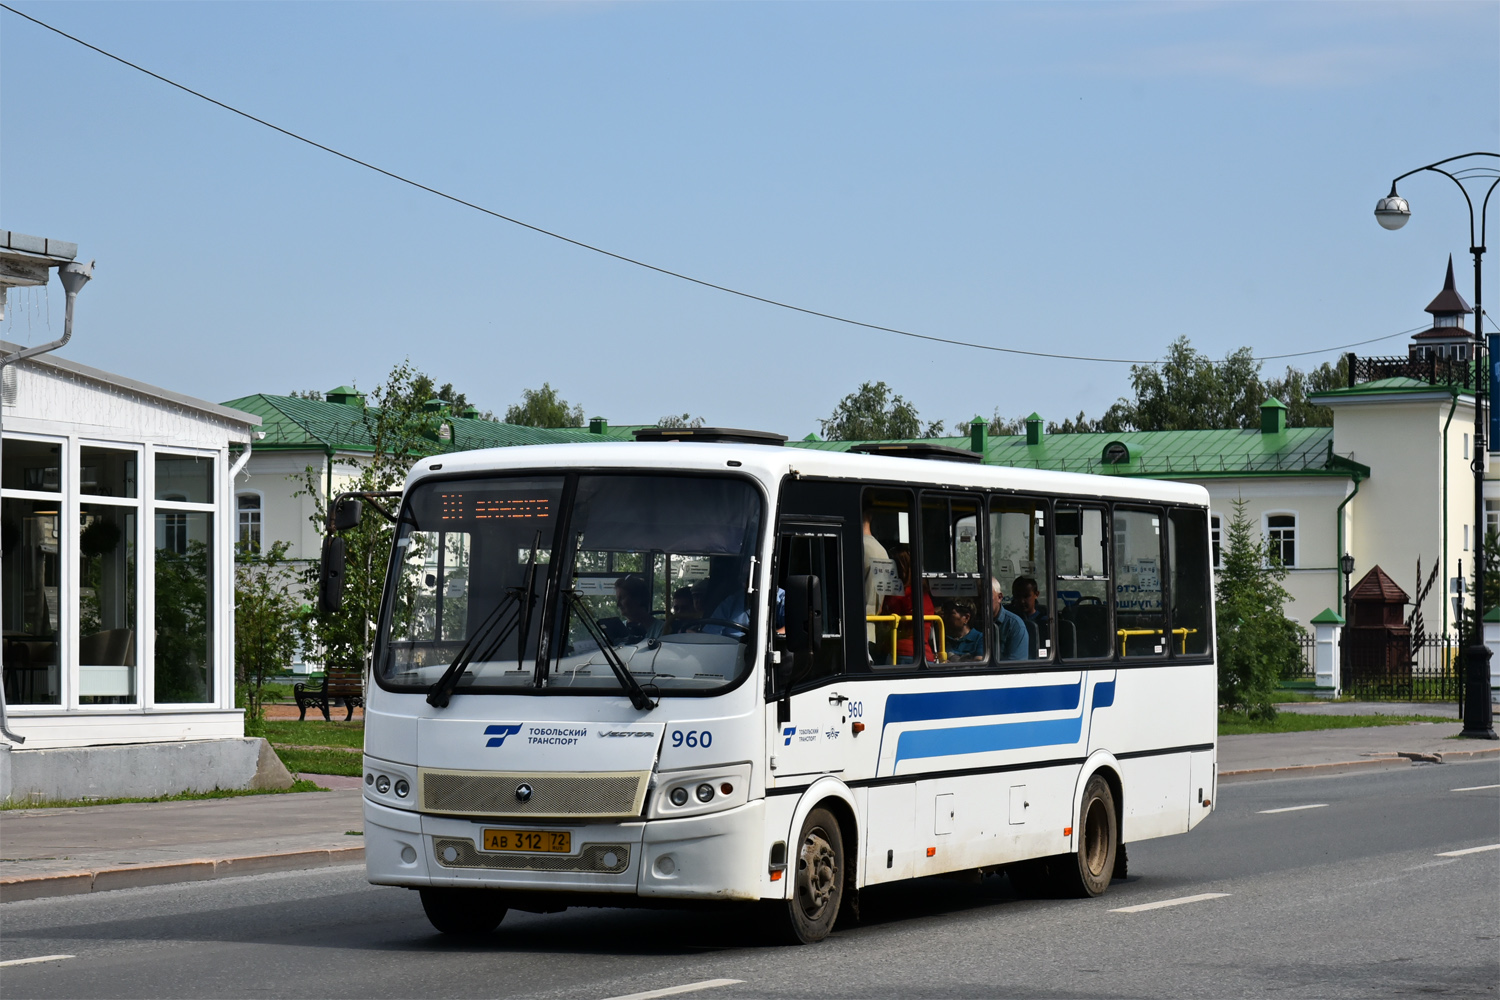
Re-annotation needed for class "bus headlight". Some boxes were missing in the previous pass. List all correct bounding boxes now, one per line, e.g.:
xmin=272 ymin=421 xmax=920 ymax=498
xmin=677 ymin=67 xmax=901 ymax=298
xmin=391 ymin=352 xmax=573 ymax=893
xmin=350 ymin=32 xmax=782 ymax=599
xmin=394 ymin=779 xmax=410 ymax=798
xmin=695 ymin=783 xmax=715 ymax=803
xmin=651 ymin=763 xmax=752 ymax=819
xmin=670 ymin=787 xmax=690 ymax=807
xmin=376 ymin=775 xmax=390 ymax=794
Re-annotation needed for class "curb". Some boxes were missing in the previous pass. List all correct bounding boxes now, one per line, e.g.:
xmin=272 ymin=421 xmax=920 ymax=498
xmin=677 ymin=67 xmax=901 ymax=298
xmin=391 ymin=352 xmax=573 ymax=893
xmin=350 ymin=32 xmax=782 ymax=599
xmin=1220 ymin=745 xmax=1500 ymax=783
xmin=0 ymin=846 xmax=364 ymax=903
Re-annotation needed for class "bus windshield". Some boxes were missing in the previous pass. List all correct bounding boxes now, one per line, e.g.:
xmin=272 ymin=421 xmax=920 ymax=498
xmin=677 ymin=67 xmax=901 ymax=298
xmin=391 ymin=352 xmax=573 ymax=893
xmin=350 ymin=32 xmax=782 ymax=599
xmin=377 ymin=473 xmax=763 ymax=697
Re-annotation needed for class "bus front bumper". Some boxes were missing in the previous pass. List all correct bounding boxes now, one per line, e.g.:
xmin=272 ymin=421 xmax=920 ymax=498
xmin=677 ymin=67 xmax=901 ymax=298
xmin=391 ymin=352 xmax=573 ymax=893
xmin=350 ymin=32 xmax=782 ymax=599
xmin=364 ymin=798 xmax=765 ymax=901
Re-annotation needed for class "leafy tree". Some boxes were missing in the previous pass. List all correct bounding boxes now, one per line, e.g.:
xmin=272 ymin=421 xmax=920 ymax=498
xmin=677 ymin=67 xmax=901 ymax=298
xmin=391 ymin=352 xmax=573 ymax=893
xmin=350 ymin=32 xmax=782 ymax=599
xmin=235 ymin=541 xmax=307 ymax=730
xmin=408 ymin=375 xmax=495 ymax=421
xmin=821 ymin=381 xmax=944 ymax=440
xmin=657 ymin=413 xmax=706 ymax=428
xmin=298 ymin=361 xmax=447 ymax=670
xmin=505 ymin=382 xmax=585 ymax=428
xmin=155 ymin=540 xmax=213 ymax=703
xmin=1264 ymin=357 xmax=1346 ymax=429
xmin=1215 ymin=499 xmax=1301 ymax=719
xmin=287 ymin=389 xmax=325 ymax=400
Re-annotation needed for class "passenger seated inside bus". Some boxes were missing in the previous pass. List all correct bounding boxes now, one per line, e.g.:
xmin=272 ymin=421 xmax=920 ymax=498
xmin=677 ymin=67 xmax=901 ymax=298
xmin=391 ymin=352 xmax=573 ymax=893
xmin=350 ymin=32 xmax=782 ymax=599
xmin=1009 ymin=575 xmax=1046 ymax=657
xmin=940 ymin=599 xmax=985 ymax=661
xmin=610 ymin=573 xmax=662 ymax=645
xmin=883 ymin=545 xmax=937 ymax=663
xmin=990 ymin=577 xmax=1028 ymax=661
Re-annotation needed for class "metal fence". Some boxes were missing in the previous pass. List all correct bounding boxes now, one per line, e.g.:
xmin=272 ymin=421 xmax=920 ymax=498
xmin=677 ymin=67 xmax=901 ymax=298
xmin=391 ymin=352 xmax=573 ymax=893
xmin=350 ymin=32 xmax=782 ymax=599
xmin=1293 ymin=635 xmax=1317 ymax=679
xmin=1341 ymin=635 xmax=1462 ymax=702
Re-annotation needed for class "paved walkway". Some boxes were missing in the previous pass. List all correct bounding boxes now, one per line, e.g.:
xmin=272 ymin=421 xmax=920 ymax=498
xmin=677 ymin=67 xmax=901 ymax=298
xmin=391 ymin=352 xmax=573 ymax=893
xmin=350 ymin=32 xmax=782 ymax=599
xmin=3 ymin=713 xmax=1496 ymax=903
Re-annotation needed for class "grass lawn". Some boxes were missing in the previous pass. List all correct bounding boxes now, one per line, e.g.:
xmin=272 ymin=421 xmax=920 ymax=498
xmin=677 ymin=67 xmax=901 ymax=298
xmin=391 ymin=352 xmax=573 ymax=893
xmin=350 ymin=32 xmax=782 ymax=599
xmin=1219 ymin=712 xmax=1453 ymax=736
xmin=262 ymin=720 xmax=364 ymax=749
xmin=277 ymin=746 xmax=362 ymax=777
xmin=1 ymin=780 xmax=326 ymax=810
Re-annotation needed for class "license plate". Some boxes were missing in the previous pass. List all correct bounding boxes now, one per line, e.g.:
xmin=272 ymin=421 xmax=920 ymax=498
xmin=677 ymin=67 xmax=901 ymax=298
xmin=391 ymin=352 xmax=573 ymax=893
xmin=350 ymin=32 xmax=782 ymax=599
xmin=480 ymin=829 xmax=571 ymax=853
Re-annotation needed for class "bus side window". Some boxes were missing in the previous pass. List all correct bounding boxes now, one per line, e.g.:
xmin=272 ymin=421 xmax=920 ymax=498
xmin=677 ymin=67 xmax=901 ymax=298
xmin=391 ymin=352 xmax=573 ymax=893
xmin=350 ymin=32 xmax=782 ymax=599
xmin=921 ymin=493 xmax=986 ymax=667
xmin=1054 ymin=504 xmax=1113 ymax=658
xmin=988 ymin=498 xmax=1052 ymax=663
xmin=776 ymin=530 xmax=844 ymax=685
xmin=1114 ymin=508 xmax=1167 ymax=658
xmin=1168 ymin=507 xmax=1212 ymax=656
xmin=863 ymin=488 xmax=913 ymax=669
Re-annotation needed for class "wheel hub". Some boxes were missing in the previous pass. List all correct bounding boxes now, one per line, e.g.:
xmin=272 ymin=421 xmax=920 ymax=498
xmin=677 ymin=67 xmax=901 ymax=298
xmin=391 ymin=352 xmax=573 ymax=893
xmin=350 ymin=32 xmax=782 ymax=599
xmin=796 ymin=827 xmax=838 ymax=917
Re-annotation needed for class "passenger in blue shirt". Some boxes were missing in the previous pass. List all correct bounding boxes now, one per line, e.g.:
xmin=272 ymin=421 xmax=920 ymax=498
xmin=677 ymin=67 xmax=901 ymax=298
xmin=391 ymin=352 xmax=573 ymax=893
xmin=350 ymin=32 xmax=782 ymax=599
xmin=990 ymin=577 xmax=1028 ymax=661
xmin=940 ymin=599 xmax=986 ymax=661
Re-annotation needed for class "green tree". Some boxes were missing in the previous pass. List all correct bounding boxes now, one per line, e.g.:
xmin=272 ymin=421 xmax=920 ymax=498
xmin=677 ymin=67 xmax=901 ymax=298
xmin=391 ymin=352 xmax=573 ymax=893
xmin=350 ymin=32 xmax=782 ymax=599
xmin=299 ymin=361 xmax=447 ymax=670
xmin=1215 ymin=499 xmax=1301 ymax=719
xmin=657 ymin=413 xmax=706 ymax=428
xmin=235 ymin=541 xmax=307 ymax=729
xmin=1265 ymin=357 xmax=1346 ymax=429
xmin=505 ymin=383 xmax=585 ymax=428
xmin=408 ymin=375 xmax=495 ymax=421
xmin=820 ymin=381 xmax=944 ymax=440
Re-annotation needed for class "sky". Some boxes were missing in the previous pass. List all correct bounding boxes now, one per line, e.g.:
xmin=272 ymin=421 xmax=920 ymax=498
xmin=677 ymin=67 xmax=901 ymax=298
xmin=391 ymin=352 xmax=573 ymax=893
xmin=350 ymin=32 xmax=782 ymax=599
xmin=3 ymin=1 xmax=1498 ymax=438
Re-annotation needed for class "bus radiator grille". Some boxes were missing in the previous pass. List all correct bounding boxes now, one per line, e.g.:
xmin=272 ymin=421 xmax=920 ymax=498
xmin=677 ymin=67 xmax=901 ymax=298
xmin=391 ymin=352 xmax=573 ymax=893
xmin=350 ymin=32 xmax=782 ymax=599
xmin=418 ymin=769 xmax=649 ymax=818
xmin=433 ymin=839 xmax=631 ymax=874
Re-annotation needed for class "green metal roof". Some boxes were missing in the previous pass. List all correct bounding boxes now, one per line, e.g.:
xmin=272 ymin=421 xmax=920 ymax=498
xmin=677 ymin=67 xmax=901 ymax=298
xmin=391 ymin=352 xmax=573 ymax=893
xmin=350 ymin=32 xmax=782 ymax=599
xmin=1310 ymin=376 xmax=1472 ymax=401
xmin=792 ymin=425 xmax=1365 ymax=480
xmin=222 ymin=394 xmax=607 ymax=453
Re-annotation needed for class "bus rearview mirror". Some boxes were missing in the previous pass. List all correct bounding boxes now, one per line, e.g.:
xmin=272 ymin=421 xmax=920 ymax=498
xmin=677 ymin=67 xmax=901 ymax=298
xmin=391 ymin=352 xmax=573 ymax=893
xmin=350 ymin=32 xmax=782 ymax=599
xmin=317 ymin=536 xmax=346 ymax=615
xmin=784 ymin=574 xmax=822 ymax=655
xmin=331 ymin=498 xmax=363 ymax=533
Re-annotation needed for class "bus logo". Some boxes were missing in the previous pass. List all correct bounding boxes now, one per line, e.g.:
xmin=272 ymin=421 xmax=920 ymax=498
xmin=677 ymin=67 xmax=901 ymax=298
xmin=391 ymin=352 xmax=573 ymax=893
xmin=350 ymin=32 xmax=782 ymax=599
xmin=485 ymin=724 xmax=523 ymax=748
xmin=783 ymin=726 xmax=796 ymax=746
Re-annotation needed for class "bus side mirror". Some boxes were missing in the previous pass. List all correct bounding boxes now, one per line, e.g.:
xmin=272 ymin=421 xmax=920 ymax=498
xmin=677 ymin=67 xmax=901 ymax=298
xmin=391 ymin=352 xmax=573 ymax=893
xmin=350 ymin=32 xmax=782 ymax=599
xmin=331 ymin=498 xmax=363 ymax=533
xmin=317 ymin=536 xmax=346 ymax=615
xmin=784 ymin=574 xmax=822 ymax=655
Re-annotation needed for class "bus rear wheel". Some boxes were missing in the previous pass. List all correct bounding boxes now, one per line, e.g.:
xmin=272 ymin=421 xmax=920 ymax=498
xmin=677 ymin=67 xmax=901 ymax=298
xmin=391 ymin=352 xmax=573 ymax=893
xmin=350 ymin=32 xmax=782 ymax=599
xmin=770 ymin=807 xmax=844 ymax=944
xmin=419 ymin=887 xmax=508 ymax=936
xmin=1059 ymin=774 xmax=1117 ymax=898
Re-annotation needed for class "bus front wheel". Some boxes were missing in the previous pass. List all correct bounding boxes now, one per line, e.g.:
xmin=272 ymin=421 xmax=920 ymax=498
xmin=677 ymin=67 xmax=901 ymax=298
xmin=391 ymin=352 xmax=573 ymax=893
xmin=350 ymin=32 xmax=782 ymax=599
xmin=1060 ymin=774 xmax=1117 ymax=898
xmin=419 ymin=887 xmax=508 ymax=937
xmin=771 ymin=807 xmax=845 ymax=944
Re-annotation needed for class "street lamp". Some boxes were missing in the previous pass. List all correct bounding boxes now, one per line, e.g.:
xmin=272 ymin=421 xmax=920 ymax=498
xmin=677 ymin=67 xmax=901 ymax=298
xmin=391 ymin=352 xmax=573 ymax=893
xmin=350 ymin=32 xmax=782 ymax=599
xmin=1375 ymin=152 xmax=1499 ymax=739
xmin=1340 ymin=553 xmax=1355 ymax=613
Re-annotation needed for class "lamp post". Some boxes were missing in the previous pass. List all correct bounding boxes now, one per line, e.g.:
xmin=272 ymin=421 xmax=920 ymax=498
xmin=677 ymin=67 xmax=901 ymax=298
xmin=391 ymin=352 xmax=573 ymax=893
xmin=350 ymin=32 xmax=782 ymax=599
xmin=1375 ymin=152 xmax=1499 ymax=739
xmin=1340 ymin=552 xmax=1355 ymax=616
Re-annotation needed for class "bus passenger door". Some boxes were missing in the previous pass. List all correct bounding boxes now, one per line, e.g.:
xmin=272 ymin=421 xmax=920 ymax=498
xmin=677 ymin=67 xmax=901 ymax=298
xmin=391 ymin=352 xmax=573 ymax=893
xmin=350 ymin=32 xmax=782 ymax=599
xmin=770 ymin=526 xmax=851 ymax=779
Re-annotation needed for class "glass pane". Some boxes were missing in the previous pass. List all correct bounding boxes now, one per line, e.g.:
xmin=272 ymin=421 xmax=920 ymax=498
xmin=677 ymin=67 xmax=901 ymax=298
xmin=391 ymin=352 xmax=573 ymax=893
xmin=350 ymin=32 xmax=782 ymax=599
xmin=864 ymin=488 xmax=914 ymax=668
xmin=2 ymin=438 xmax=61 ymax=492
xmin=80 ymin=504 xmax=138 ymax=703
xmin=922 ymin=494 xmax=985 ymax=666
xmin=553 ymin=476 xmax=763 ymax=693
xmin=156 ymin=454 xmax=213 ymax=503
xmin=382 ymin=478 xmax=564 ymax=689
xmin=775 ymin=530 xmax=844 ymax=685
xmin=1169 ymin=508 xmax=1212 ymax=656
xmin=1055 ymin=505 xmax=1112 ymax=658
xmin=989 ymin=499 xmax=1051 ymax=662
xmin=155 ymin=511 xmax=213 ymax=703
xmin=1114 ymin=508 xmax=1167 ymax=658
xmin=81 ymin=446 xmax=138 ymax=498
xmin=1 ymin=497 xmax=62 ymax=704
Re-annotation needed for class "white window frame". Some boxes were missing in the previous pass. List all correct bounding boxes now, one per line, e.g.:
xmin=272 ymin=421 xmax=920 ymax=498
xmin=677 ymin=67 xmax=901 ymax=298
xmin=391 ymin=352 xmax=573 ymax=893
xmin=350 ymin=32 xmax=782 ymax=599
xmin=149 ymin=446 xmax=223 ymax=709
xmin=1 ymin=432 xmax=70 ymax=709
xmin=1263 ymin=510 xmax=1298 ymax=569
xmin=1485 ymin=499 xmax=1499 ymax=541
xmin=236 ymin=490 xmax=264 ymax=554
xmin=75 ymin=439 xmax=144 ymax=711
xmin=1209 ymin=512 xmax=1223 ymax=571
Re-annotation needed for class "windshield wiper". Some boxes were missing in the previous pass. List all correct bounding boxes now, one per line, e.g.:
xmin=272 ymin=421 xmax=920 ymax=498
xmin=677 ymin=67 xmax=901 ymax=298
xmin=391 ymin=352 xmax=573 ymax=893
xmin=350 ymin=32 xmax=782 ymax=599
xmin=566 ymin=591 xmax=657 ymax=711
xmin=426 ymin=532 xmax=544 ymax=708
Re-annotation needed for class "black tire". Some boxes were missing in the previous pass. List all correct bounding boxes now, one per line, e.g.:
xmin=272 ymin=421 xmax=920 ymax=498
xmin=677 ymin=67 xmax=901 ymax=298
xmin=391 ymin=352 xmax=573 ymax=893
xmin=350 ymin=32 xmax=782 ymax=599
xmin=768 ymin=807 xmax=845 ymax=944
xmin=1058 ymin=774 xmax=1117 ymax=898
xmin=419 ymin=887 xmax=508 ymax=936
xmin=1005 ymin=858 xmax=1055 ymax=898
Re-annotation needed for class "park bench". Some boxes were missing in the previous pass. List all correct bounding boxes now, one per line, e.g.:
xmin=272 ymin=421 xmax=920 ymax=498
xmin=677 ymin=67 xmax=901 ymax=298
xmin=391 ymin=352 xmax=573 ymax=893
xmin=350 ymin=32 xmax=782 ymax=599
xmin=294 ymin=666 xmax=365 ymax=721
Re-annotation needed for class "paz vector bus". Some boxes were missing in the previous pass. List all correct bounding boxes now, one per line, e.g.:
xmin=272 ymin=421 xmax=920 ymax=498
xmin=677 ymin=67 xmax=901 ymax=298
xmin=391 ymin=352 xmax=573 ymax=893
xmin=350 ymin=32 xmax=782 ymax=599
xmin=321 ymin=429 xmax=1217 ymax=944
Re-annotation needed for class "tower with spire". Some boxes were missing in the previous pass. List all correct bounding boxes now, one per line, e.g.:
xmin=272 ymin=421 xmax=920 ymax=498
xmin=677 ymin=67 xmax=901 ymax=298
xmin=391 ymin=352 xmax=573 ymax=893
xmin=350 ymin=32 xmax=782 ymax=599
xmin=1409 ymin=255 xmax=1474 ymax=362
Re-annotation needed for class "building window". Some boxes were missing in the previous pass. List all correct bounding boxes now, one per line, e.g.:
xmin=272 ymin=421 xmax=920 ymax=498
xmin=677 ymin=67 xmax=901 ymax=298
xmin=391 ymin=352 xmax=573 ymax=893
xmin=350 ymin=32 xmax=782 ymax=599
xmin=1210 ymin=514 xmax=1222 ymax=570
xmin=161 ymin=496 xmax=188 ymax=555
xmin=1486 ymin=499 xmax=1499 ymax=542
xmin=1464 ymin=523 xmax=1471 ymax=551
xmin=237 ymin=493 xmax=262 ymax=553
xmin=1266 ymin=513 xmax=1297 ymax=568
xmin=154 ymin=454 xmax=215 ymax=704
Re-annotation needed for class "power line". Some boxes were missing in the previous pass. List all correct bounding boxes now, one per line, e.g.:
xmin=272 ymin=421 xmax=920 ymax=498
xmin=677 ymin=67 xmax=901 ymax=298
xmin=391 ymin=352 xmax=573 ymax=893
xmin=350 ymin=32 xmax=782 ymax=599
xmin=0 ymin=3 xmax=1448 ymax=369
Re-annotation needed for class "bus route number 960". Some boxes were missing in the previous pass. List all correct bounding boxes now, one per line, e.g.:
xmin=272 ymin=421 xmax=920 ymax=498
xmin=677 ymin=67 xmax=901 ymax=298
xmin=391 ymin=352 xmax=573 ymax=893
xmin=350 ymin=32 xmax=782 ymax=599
xmin=671 ymin=730 xmax=712 ymax=749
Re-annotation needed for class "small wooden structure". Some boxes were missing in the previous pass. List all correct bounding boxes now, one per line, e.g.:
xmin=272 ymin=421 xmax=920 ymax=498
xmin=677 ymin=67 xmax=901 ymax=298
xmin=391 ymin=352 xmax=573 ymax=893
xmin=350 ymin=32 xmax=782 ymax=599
xmin=1341 ymin=566 xmax=1412 ymax=698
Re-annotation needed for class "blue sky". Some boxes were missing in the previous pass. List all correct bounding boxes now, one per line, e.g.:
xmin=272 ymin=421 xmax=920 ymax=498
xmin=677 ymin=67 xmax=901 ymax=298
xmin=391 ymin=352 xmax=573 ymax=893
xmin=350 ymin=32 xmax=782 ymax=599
xmin=3 ymin=1 xmax=1497 ymax=436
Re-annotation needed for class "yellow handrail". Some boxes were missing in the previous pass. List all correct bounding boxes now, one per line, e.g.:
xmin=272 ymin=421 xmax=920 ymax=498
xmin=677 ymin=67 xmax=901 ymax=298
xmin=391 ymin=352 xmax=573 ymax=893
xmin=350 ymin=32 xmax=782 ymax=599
xmin=865 ymin=614 xmax=948 ymax=663
xmin=1116 ymin=626 xmax=1200 ymax=656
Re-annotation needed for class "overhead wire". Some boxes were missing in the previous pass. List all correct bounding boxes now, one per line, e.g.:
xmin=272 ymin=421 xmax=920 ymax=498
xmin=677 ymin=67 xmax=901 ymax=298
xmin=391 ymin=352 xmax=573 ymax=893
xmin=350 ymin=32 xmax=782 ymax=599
xmin=0 ymin=3 xmax=1471 ymax=369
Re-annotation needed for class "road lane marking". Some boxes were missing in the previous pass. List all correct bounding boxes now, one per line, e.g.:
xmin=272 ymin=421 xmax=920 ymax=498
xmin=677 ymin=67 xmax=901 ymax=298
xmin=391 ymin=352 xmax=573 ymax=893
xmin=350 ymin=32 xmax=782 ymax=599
xmin=0 ymin=955 xmax=75 ymax=968
xmin=1110 ymin=892 xmax=1230 ymax=913
xmin=601 ymin=980 xmax=744 ymax=1000
xmin=1258 ymin=804 xmax=1328 ymax=814
xmin=1436 ymin=844 xmax=1500 ymax=857
xmin=1451 ymin=784 xmax=1500 ymax=792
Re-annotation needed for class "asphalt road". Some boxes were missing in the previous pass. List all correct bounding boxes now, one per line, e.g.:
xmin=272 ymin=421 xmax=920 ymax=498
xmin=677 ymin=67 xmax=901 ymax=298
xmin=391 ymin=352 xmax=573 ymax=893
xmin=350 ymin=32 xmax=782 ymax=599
xmin=3 ymin=761 xmax=1497 ymax=1000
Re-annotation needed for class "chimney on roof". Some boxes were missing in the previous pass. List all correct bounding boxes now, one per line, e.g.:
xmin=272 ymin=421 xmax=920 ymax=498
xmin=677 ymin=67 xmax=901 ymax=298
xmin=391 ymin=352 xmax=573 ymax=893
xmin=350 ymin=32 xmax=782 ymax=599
xmin=969 ymin=415 xmax=987 ymax=455
xmin=1025 ymin=412 xmax=1043 ymax=447
xmin=1260 ymin=397 xmax=1287 ymax=435
xmin=325 ymin=385 xmax=364 ymax=407
xmin=589 ymin=417 xmax=608 ymax=435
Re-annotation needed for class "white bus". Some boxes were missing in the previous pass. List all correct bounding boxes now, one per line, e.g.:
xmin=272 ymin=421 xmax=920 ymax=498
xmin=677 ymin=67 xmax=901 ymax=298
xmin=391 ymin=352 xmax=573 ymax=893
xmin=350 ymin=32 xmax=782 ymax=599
xmin=334 ymin=431 xmax=1217 ymax=943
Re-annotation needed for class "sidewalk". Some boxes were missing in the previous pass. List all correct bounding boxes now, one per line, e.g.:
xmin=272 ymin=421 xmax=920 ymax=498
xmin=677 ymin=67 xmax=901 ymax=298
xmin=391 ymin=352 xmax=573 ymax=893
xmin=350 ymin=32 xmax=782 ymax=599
xmin=3 ymin=713 xmax=1497 ymax=903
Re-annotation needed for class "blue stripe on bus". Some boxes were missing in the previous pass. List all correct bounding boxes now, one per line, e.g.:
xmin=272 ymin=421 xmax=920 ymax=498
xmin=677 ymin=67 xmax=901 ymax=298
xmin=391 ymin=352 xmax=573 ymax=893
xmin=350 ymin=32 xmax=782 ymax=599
xmin=1091 ymin=679 xmax=1115 ymax=710
xmin=882 ymin=681 xmax=1081 ymax=729
xmin=895 ymin=716 xmax=1085 ymax=763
